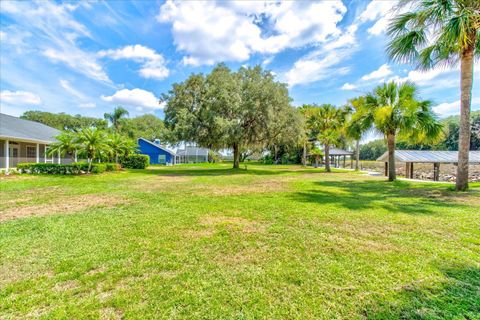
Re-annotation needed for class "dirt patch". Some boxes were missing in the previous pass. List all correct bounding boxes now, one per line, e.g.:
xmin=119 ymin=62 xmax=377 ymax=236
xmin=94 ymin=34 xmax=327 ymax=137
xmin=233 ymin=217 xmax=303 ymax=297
xmin=53 ymin=279 xmax=80 ymax=292
xmin=0 ymin=194 xmax=129 ymax=223
xmin=100 ymin=307 xmax=123 ymax=320
xmin=200 ymin=215 xmax=267 ymax=233
xmin=214 ymin=245 xmax=268 ymax=266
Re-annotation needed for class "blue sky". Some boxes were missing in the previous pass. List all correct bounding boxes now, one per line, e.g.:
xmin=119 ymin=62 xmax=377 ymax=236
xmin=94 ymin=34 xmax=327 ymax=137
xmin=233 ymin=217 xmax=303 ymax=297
xmin=1 ymin=0 xmax=479 ymax=128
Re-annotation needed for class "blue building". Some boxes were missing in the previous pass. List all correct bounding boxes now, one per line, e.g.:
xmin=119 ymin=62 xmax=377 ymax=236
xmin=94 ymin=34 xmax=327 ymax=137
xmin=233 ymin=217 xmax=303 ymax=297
xmin=137 ymin=138 xmax=176 ymax=165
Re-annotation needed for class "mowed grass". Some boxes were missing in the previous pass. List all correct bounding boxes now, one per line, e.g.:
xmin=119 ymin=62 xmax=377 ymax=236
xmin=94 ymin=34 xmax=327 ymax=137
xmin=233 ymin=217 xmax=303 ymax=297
xmin=1 ymin=163 xmax=479 ymax=319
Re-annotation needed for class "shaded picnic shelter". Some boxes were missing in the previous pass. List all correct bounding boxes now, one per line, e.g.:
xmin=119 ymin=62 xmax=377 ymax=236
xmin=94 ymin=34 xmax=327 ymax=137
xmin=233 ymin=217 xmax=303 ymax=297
xmin=377 ymin=150 xmax=480 ymax=181
xmin=308 ymin=147 xmax=354 ymax=168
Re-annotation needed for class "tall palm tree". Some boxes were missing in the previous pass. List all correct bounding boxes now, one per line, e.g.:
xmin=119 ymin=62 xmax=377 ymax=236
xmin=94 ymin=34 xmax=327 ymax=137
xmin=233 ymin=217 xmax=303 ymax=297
xmin=387 ymin=0 xmax=479 ymax=190
xmin=46 ymin=131 xmax=78 ymax=161
xmin=104 ymin=106 xmax=129 ymax=131
xmin=346 ymin=96 xmax=370 ymax=171
xmin=306 ymin=104 xmax=347 ymax=172
xmin=361 ymin=81 xmax=442 ymax=181
xmin=107 ymin=133 xmax=136 ymax=163
xmin=76 ymin=128 xmax=110 ymax=172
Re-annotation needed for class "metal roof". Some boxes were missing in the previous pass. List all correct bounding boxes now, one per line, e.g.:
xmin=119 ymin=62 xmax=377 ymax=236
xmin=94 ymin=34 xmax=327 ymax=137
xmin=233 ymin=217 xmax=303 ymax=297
xmin=377 ymin=150 xmax=480 ymax=163
xmin=0 ymin=113 xmax=60 ymax=143
xmin=328 ymin=148 xmax=353 ymax=156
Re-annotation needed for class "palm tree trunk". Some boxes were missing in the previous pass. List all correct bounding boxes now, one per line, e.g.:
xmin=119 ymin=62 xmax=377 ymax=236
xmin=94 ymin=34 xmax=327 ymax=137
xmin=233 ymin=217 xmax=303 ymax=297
xmin=302 ymin=142 xmax=306 ymax=166
xmin=387 ymin=133 xmax=396 ymax=181
xmin=355 ymin=139 xmax=360 ymax=171
xmin=233 ymin=143 xmax=240 ymax=169
xmin=456 ymin=44 xmax=475 ymax=191
xmin=115 ymin=153 xmax=118 ymax=164
xmin=325 ymin=144 xmax=331 ymax=172
xmin=87 ymin=158 xmax=92 ymax=173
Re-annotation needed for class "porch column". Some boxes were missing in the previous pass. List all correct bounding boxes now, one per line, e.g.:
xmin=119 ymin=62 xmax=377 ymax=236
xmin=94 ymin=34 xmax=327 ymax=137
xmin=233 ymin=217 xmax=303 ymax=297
xmin=343 ymin=155 xmax=346 ymax=168
xmin=5 ymin=140 xmax=9 ymax=170
xmin=433 ymin=163 xmax=440 ymax=181
xmin=36 ymin=143 xmax=40 ymax=163
xmin=405 ymin=162 xmax=410 ymax=179
xmin=410 ymin=163 xmax=414 ymax=179
xmin=58 ymin=151 xmax=61 ymax=164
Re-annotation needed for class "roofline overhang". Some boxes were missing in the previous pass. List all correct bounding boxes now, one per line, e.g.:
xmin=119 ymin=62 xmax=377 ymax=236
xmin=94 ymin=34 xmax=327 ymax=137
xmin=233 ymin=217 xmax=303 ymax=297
xmin=0 ymin=135 xmax=55 ymax=144
xmin=138 ymin=137 xmax=176 ymax=156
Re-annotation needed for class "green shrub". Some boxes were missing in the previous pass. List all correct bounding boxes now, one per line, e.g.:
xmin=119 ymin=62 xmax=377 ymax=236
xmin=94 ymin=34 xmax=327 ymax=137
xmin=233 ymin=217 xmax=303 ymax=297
xmin=121 ymin=154 xmax=149 ymax=169
xmin=91 ymin=163 xmax=106 ymax=174
xmin=105 ymin=163 xmax=121 ymax=171
xmin=17 ymin=163 xmax=82 ymax=175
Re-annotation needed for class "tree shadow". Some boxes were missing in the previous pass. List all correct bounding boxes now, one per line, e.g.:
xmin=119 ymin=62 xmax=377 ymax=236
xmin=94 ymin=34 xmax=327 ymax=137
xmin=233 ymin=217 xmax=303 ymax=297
xmin=290 ymin=180 xmax=470 ymax=215
xmin=362 ymin=265 xmax=480 ymax=319
xmin=135 ymin=166 xmax=325 ymax=177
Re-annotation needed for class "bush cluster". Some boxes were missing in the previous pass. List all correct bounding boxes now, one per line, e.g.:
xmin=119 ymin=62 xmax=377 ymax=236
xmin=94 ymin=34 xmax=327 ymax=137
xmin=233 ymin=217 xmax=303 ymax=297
xmin=120 ymin=154 xmax=149 ymax=169
xmin=16 ymin=162 xmax=121 ymax=175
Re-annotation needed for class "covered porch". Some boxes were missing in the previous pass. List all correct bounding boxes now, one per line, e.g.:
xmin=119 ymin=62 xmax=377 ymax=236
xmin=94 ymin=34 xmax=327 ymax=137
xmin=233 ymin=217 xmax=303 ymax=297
xmin=0 ymin=138 xmax=73 ymax=170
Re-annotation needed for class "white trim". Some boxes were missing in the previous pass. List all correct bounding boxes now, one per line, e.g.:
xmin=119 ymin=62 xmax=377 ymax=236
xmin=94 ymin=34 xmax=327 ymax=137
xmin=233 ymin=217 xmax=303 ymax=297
xmin=36 ymin=143 xmax=39 ymax=163
xmin=5 ymin=140 xmax=9 ymax=170
xmin=0 ymin=135 xmax=55 ymax=144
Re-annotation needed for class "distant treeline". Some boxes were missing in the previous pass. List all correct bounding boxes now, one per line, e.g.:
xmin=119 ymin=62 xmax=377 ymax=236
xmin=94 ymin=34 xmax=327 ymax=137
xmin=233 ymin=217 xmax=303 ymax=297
xmin=360 ymin=111 xmax=480 ymax=160
xmin=20 ymin=110 xmax=166 ymax=142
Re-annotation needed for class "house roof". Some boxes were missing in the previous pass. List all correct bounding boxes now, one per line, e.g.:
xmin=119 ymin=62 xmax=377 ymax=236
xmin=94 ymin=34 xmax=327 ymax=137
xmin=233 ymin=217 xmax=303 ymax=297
xmin=138 ymin=137 xmax=176 ymax=155
xmin=328 ymin=148 xmax=353 ymax=156
xmin=377 ymin=150 xmax=480 ymax=163
xmin=0 ymin=113 xmax=60 ymax=143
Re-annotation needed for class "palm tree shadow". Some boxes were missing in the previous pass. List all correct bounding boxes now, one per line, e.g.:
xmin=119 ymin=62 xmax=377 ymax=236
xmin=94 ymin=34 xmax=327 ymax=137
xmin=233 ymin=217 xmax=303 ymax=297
xmin=362 ymin=265 xmax=480 ymax=319
xmin=290 ymin=180 xmax=468 ymax=215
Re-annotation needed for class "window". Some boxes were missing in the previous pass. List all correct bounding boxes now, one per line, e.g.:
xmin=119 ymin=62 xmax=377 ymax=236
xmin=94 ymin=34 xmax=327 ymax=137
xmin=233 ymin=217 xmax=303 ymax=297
xmin=158 ymin=154 xmax=166 ymax=164
xmin=27 ymin=146 xmax=36 ymax=158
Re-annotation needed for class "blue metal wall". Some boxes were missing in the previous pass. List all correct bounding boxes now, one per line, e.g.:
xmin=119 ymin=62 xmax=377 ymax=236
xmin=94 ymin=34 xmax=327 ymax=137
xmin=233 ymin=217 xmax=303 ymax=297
xmin=138 ymin=139 xmax=173 ymax=165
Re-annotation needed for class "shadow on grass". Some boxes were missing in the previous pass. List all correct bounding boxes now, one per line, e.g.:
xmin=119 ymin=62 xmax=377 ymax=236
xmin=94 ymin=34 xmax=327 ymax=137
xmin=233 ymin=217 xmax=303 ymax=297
xmin=290 ymin=180 xmax=466 ymax=215
xmin=364 ymin=265 xmax=480 ymax=319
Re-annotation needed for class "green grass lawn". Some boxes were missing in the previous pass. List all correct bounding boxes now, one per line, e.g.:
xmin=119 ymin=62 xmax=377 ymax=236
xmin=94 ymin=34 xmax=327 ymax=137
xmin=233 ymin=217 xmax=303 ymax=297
xmin=1 ymin=163 xmax=479 ymax=319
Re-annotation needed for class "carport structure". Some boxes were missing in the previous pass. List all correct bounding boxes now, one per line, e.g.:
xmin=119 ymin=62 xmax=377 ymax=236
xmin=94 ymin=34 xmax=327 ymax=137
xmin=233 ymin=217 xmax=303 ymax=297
xmin=377 ymin=150 xmax=480 ymax=181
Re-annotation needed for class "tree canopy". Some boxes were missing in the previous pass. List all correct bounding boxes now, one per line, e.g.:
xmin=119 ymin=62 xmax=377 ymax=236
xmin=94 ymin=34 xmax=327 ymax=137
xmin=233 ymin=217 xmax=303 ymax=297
xmin=163 ymin=64 xmax=299 ymax=168
xmin=21 ymin=111 xmax=107 ymax=131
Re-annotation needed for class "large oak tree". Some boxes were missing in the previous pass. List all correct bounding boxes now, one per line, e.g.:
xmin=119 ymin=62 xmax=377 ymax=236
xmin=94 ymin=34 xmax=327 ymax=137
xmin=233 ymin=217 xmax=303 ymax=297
xmin=163 ymin=64 xmax=296 ymax=168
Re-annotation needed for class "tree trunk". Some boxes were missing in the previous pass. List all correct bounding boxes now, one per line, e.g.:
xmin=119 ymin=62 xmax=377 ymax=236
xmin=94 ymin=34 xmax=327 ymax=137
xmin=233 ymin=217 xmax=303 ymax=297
xmin=302 ymin=142 xmax=306 ymax=166
xmin=456 ymin=44 xmax=475 ymax=191
xmin=387 ymin=133 xmax=396 ymax=181
xmin=324 ymin=144 xmax=331 ymax=172
xmin=314 ymin=156 xmax=319 ymax=168
xmin=87 ymin=158 xmax=92 ymax=173
xmin=233 ymin=143 xmax=240 ymax=169
xmin=355 ymin=139 xmax=360 ymax=171
xmin=115 ymin=153 xmax=119 ymax=164
xmin=274 ymin=145 xmax=278 ymax=164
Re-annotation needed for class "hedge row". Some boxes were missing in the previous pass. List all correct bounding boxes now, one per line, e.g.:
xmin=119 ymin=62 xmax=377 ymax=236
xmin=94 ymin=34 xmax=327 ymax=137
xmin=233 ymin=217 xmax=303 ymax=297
xmin=16 ymin=162 xmax=121 ymax=175
xmin=120 ymin=154 xmax=149 ymax=169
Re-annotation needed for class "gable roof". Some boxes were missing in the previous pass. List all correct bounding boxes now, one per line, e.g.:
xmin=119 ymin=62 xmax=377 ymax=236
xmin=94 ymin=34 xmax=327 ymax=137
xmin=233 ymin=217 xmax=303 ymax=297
xmin=138 ymin=138 xmax=176 ymax=155
xmin=0 ymin=113 xmax=60 ymax=143
xmin=377 ymin=150 xmax=480 ymax=163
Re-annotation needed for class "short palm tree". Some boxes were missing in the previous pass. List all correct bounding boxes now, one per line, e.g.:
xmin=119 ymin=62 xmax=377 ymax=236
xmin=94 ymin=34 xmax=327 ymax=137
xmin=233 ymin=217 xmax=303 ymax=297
xmin=107 ymin=133 xmax=136 ymax=163
xmin=306 ymin=104 xmax=347 ymax=172
xmin=387 ymin=0 xmax=479 ymax=190
xmin=104 ymin=106 xmax=129 ymax=131
xmin=361 ymin=81 xmax=442 ymax=181
xmin=46 ymin=131 xmax=78 ymax=162
xmin=345 ymin=97 xmax=370 ymax=171
xmin=76 ymin=128 xmax=110 ymax=172
xmin=309 ymin=147 xmax=323 ymax=168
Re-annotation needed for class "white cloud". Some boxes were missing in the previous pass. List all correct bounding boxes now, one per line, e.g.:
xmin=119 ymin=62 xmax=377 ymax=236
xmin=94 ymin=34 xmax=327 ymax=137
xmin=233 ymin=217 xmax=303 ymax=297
xmin=0 ymin=90 xmax=42 ymax=106
xmin=101 ymin=89 xmax=162 ymax=110
xmin=1 ymin=1 xmax=111 ymax=83
xmin=341 ymin=83 xmax=357 ymax=90
xmin=357 ymin=0 xmax=401 ymax=36
xmin=158 ymin=0 xmax=346 ymax=66
xmin=60 ymin=79 xmax=87 ymax=100
xmin=79 ymin=102 xmax=96 ymax=108
xmin=98 ymin=45 xmax=169 ymax=80
xmin=361 ymin=64 xmax=392 ymax=81
xmin=433 ymin=98 xmax=480 ymax=117
xmin=283 ymin=24 xmax=357 ymax=87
